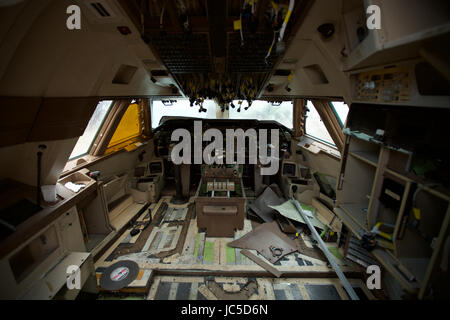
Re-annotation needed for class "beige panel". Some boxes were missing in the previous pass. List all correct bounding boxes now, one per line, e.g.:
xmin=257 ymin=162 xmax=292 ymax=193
xmin=262 ymin=0 xmax=351 ymax=101
xmin=28 ymin=97 xmax=99 ymax=142
xmin=0 ymin=0 xmax=174 ymax=97
xmin=0 ymin=96 xmax=42 ymax=147
xmin=0 ymin=137 xmax=78 ymax=186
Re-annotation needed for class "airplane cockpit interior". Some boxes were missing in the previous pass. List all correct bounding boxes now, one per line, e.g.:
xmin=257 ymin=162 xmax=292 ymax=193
xmin=0 ymin=0 xmax=449 ymax=304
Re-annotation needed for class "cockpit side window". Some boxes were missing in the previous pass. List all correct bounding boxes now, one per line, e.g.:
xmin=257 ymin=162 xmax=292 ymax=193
xmin=304 ymin=100 xmax=348 ymax=151
xmin=304 ymin=100 xmax=335 ymax=146
xmin=69 ymin=100 xmax=113 ymax=160
xmin=330 ymin=101 xmax=349 ymax=128
xmin=104 ymin=102 xmax=143 ymax=155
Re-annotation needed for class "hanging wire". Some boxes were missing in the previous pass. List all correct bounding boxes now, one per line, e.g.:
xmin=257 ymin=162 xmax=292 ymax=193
xmin=160 ymin=3 xmax=166 ymax=30
xmin=240 ymin=0 xmax=247 ymax=46
xmin=278 ymin=0 xmax=295 ymax=42
xmin=265 ymin=31 xmax=278 ymax=64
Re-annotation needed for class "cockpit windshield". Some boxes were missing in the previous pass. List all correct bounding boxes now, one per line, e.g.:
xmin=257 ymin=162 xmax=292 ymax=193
xmin=151 ymin=99 xmax=293 ymax=129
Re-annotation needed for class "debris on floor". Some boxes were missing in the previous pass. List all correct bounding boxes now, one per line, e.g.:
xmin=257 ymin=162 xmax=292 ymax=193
xmin=206 ymin=278 xmax=258 ymax=300
xmin=248 ymin=185 xmax=284 ymax=223
xmin=228 ymin=221 xmax=298 ymax=264
xmin=345 ymin=235 xmax=379 ymax=268
xmin=96 ymin=264 xmax=154 ymax=295
xmin=269 ymin=200 xmax=327 ymax=230
xmin=93 ymin=196 xmax=362 ymax=300
xmin=99 ymin=260 xmax=140 ymax=291
xmin=147 ymin=276 xmax=375 ymax=300
xmin=241 ymin=249 xmax=282 ymax=277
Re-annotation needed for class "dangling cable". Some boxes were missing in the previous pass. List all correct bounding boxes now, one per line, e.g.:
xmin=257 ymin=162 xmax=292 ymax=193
xmin=278 ymin=0 xmax=294 ymax=42
xmin=140 ymin=0 xmax=145 ymax=35
xmin=265 ymin=30 xmax=278 ymax=63
xmin=160 ymin=3 xmax=166 ymax=31
xmin=177 ymin=0 xmax=190 ymax=32
xmin=240 ymin=0 xmax=246 ymax=46
xmin=240 ymin=14 xmax=244 ymax=46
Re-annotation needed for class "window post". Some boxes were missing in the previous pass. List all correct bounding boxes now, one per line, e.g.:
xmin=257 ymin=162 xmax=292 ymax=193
xmin=293 ymin=99 xmax=307 ymax=138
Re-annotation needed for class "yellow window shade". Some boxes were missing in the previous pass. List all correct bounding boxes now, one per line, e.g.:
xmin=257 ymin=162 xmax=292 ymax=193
xmin=106 ymin=103 xmax=142 ymax=153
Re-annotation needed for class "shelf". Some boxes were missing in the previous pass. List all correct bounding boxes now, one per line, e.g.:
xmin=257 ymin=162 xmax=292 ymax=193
xmin=110 ymin=200 xmax=146 ymax=230
xmin=371 ymin=249 xmax=420 ymax=294
xmin=349 ymin=151 xmax=379 ymax=167
xmin=19 ymin=252 xmax=91 ymax=300
xmin=333 ymin=207 xmax=366 ymax=239
xmin=398 ymin=257 xmax=430 ymax=284
xmin=343 ymin=18 xmax=450 ymax=71
xmin=385 ymin=168 xmax=450 ymax=202
xmin=90 ymin=231 xmax=116 ymax=258
xmin=339 ymin=203 xmax=369 ymax=231
xmin=344 ymin=129 xmax=412 ymax=156
xmin=85 ymin=234 xmax=106 ymax=252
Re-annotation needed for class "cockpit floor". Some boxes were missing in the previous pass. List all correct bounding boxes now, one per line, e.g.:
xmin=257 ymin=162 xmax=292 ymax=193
xmin=94 ymin=197 xmax=363 ymax=299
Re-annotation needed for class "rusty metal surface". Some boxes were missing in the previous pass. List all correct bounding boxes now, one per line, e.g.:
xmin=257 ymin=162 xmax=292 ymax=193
xmin=228 ymin=221 xmax=298 ymax=263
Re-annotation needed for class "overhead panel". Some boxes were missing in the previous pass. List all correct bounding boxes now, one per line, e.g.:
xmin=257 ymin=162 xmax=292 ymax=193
xmin=119 ymin=0 xmax=313 ymax=107
xmin=150 ymin=33 xmax=211 ymax=74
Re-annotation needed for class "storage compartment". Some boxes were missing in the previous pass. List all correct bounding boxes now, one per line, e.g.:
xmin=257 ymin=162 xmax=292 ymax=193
xmin=394 ymin=191 xmax=449 ymax=286
xmin=59 ymin=172 xmax=92 ymax=186
xmin=337 ymin=153 xmax=376 ymax=229
xmin=9 ymin=225 xmax=60 ymax=283
xmin=397 ymin=190 xmax=448 ymax=260
xmin=387 ymin=150 xmax=410 ymax=174
xmin=76 ymin=186 xmax=113 ymax=254
xmin=59 ymin=171 xmax=95 ymax=195
xmin=196 ymin=171 xmax=246 ymax=237
xmin=129 ymin=174 xmax=164 ymax=204
xmin=343 ymin=0 xmax=450 ymax=71
xmin=102 ymin=173 xmax=128 ymax=204
xmin=0 ymin=198 xmax=42 ymax=241
xmin=107 ymin=194 xmax=147 ymax=231
xmin=371 ymin=173 xmax=407 ymax=228
xmin=348 ymin=136 xmax=380 ymax=166
xmin=336 ymin=122 xmax=450 ymax=298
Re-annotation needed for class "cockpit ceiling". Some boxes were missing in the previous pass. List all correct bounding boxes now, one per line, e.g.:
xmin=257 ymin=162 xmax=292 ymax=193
xmin=121 ymin=0 xmax=313 ymax=100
